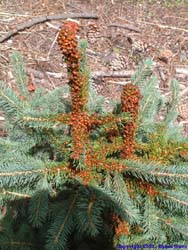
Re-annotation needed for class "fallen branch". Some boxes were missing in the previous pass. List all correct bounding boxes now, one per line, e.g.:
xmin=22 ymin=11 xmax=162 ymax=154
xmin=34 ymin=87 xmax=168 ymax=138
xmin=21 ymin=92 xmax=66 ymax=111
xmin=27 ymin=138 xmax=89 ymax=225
xmin=27 ymin=66 xmax=188 ymax=81
xmin=0 ymin=13 xmax=98 ymax=43
xmin=27 ymin=68 xmax=134 ymax=80
xmin=108 ymin=23 xmax=141 ymax=33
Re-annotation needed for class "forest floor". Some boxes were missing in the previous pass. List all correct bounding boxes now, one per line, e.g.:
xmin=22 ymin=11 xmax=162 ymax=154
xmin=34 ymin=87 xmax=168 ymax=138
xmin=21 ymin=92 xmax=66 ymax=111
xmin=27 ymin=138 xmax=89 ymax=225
xmin=0 ymin=0 xmax=188 ymax=132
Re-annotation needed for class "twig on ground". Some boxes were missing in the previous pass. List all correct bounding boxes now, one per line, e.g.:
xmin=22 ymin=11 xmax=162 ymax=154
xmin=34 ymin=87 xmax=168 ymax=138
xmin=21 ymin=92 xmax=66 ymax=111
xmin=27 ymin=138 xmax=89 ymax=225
xmin=92 ymin=70 xmax=134 ymax=79
xmin=108 ymin=23 xmax=141 ymax=33
xmin=176 ymin=67 xmax=188 ymax=76
xmin=47 ymin=31 xmax=59 ymax=60
xmin=107 ymin=80 xmax=130 ymax=85
xmin=180 ymin=87 xmax=188 ymax=98
xmin=0 ymin=54 xmax=9 ymax=62
xmin=27 ymin=68 xmax=134 ymax=80
xmin=0 ymin=17 xmax=15 ymax=22
xmin=138 ymin=20 xmax=188 ymax=33
xmin=157 ymin=66 xmax=166 ymax=81
xmin=0 ymin=12 xmax=31 ymax=17
xmin=164 ymin=15 xmax=188 ymax=21
xmin=26 ymin=65 xmax=188 ymax=82
xmin=46 ymin=22 xmax=59 ymax=30
xmin=0 ymin=13 xmax=98 ymax=43
xmin=179 ymin=120 xmax=188 ymax=125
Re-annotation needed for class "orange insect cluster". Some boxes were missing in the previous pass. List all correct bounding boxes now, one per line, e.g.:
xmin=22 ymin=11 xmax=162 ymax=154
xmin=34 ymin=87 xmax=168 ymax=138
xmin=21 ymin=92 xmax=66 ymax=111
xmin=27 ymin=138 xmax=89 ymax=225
xmin=58 ymin=21 xmax=90 ymax=160
xmin=121 ymin=83 xmax=141 ymax=159
xmin=115 ymin=219 xmax=130 ymax=237
xmin=57 ymin=21 xmax=141 ymax=171
xmin=70 ymin=111 xmax=90 ymax=159
xmin=139 ymin=181 xmax=159 ymax=197
xmin=58 ymin=21 xmax=87 ymax=113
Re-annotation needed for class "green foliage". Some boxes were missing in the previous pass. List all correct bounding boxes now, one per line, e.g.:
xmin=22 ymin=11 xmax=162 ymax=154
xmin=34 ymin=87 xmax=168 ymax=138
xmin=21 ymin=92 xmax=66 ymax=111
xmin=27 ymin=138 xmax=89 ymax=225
xmin=11 ymin=51 xmax=29 ymax=98
xmin=0 ymin=43 xmax=188 ymax=250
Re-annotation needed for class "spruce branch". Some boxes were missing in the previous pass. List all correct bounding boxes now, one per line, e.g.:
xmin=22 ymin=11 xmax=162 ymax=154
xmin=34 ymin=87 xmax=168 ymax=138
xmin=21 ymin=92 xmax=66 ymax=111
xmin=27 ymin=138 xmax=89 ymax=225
xmin=142 ymin=196 xmax=161 ymax=240
xmin=46 ymin=196 xmax=76 ymax=250
xmin=158 ymin=216 xmax=188 ymax=239
xmin=11 ymin=51 xmax=30 ymax=98
xmin=55 ymin=196 xmax=76 ymax=243
xmin=124 ymin=160 xmax=188 ymax=185
xmin=0 ymin=81 xmax=24 ymax=116
xmin=156 ymin=189 xmax=188 ymax=213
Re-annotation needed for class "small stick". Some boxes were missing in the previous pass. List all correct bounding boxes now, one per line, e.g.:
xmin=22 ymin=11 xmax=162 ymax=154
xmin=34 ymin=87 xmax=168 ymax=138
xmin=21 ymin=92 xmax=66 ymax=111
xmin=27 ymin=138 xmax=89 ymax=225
xmin=92 ymin=70 xmax=134 ymax=79
xmin=180 ymin=87 xmax=188 ymax=98
xmin=138 ymin=20 xmax=188 ymax=33
xmin=108 ymin=23 xmax=141 ymax=33
xmin=47 ymin=31 xmax=59 ymax=60
xmin=0 ymin=13 xmax=98 ymax=43
xmin=107 ymin=80 xmax=131 ymax=85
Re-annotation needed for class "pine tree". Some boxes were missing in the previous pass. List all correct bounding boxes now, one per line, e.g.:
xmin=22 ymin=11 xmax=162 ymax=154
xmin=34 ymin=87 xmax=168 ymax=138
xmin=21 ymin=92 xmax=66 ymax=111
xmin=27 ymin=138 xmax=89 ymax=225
xmin=0 ymin=21 xmax=188 ymax=250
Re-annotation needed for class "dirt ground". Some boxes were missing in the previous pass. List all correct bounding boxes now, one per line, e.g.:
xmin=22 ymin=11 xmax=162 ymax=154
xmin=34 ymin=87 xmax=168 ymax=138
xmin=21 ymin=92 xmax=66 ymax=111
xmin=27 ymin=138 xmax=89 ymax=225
xmin=0 ymin=0 xmax=188 ymax=132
